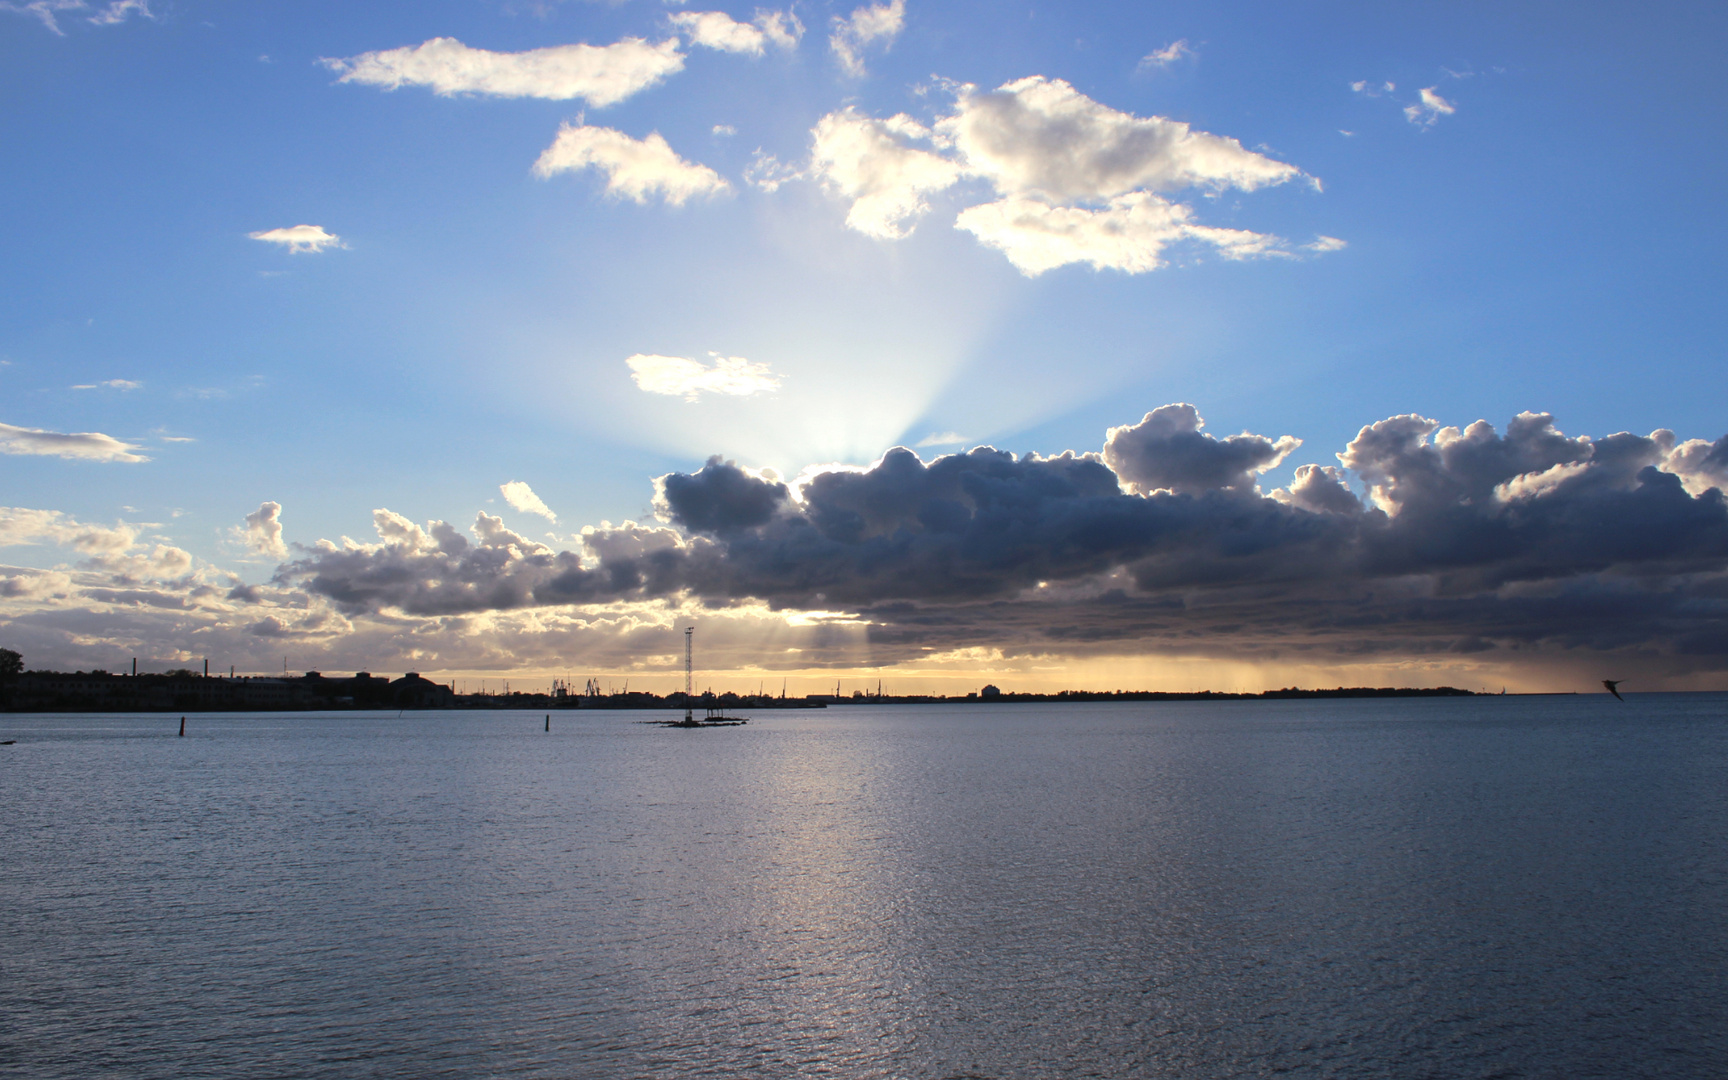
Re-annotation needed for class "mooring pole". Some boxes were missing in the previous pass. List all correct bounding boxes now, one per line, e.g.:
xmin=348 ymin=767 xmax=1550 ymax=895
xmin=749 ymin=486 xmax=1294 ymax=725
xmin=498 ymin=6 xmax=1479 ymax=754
xmin=178 ymin=716 xmax=185 ymax=737
xmin=685 ymin=626 xmax=694 ymax=722
xmin=545 ymin=714 xmax=550 ymax=732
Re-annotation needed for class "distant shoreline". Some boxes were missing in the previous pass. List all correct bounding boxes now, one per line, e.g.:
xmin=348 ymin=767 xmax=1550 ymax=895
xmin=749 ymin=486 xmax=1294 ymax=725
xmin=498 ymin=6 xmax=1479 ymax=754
xmin=0 ymin=671 xmax=1605 ymax=712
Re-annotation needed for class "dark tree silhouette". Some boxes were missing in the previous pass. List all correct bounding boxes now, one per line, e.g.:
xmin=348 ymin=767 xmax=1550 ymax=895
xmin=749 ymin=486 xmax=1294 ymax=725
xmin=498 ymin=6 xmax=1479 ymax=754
xmin=0 ymin=648 xmax=21 ymax=678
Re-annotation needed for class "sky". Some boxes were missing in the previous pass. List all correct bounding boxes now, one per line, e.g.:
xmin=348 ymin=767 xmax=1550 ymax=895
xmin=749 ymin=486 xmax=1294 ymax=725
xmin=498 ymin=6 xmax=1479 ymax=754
xmin=3 ymin=0 xmax=1726 ymax=693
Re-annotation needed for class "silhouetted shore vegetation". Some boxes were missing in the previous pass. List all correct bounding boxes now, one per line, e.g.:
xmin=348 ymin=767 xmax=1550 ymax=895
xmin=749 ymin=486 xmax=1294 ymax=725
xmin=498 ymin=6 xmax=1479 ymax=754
xmin=0 ymin=650 xmax=1484 ymax=712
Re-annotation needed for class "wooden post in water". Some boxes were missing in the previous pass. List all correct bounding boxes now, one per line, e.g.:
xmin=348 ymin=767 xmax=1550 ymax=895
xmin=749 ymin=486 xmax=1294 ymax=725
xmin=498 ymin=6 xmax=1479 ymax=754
xmin=178 ymin=716 xmax=184 ymax=737
xmin=545 ymin=714 xmax=550 ymax=732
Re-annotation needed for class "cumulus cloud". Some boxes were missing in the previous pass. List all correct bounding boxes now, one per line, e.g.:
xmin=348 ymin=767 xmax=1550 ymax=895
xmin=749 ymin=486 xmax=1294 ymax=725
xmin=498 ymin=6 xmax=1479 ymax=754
xmin=533 ymin=124 xmax=729 ymax=205
xmin=325 ymin=36 xmax=684 ymax=107
xmin=501 ymin=481 xmax=557 ymax=522
xmin=1103 ymin=404 xmax=1299 ymax=495
xmin=8 ymin=405 xmax=1728 ymax=687
xmin=627 ymin=353 xmax=781 ymax=401
xmin=800 ymin=76 xmax=1323 ymax=274
xmin=829 ymin=0 xmax=904 ymax=77
xmin=241 ymin=502 xmax=288 ymax=559
xmin=809 ymin=109 xmax=962 ymax=238
xmin=249 ymin=225 xmax=344 ymax=254
xmin=0 ymin=421 xmax=147 ymax=462
xmin=670 ymin=9 xmax=801 ymax=55
xmin=1136 ymin=39 xmax=1195 ymax=72
xmin=255 ymin=404 xmax=1728 ymax=682
xmin=1665 ymin=435 xmax=1728 ymax=496
xmin=1405 ymin=86 xmax=1457 ymax=127
xmin=943 ymin=77 xmax=1303 ymax=201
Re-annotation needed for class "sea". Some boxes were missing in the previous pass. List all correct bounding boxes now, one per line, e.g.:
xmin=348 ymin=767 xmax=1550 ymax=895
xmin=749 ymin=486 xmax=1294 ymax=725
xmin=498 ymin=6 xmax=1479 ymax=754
xmin=2 ymin=695 xmax=1724 ymax=1079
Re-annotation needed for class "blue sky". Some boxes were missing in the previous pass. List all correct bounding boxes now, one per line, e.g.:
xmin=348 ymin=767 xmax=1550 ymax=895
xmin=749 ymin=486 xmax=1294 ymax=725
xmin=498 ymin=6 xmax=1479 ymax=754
xmin=3 ymin=0 xmax=1726 ymax=691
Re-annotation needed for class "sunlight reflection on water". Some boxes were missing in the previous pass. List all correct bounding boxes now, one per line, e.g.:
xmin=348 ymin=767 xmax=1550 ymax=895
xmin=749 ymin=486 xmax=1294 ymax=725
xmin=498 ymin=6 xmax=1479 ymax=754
xmin=2 ymin=697 xmax=1725 ymax=1078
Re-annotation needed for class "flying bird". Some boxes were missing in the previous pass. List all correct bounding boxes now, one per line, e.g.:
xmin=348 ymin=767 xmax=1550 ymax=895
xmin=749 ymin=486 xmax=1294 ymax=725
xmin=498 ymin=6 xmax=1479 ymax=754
xmin=1602 ymin=679 xmax=1625 ymax=702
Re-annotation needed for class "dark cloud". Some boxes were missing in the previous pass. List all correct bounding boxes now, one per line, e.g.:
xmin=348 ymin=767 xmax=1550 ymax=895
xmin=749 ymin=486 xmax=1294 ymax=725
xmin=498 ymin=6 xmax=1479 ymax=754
xmin=268 ymin=405 xmax=1728 ymax=676
xmin=656 ymin=456 xmax=789 ymax=534
xmin=1103 ymin=403 xmax=1299 ymax=495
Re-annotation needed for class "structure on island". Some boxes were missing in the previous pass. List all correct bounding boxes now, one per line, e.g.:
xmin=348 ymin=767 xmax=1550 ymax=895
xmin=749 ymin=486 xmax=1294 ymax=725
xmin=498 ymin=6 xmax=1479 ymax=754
xmin=649 ymin=626 xmax=747 ymax=728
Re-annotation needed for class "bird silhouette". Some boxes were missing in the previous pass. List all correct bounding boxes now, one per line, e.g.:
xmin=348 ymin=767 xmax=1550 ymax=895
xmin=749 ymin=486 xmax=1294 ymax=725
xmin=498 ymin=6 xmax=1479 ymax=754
xmin=1602 ymin=679 xmax=1625 ymax=702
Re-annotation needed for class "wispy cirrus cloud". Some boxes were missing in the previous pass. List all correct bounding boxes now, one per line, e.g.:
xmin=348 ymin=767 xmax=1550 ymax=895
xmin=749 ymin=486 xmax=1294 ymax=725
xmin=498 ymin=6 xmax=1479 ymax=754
xmin=533 ymin=123 xmax=729 ymax=205
xmin=1405 ymin=86 xmax=1457 ymax=127
xmin=249 ymin=225 xmax=344 ymax=253
xmin=71 ymin=378 xmax=142 ymax=391
xmin=87 ymin=0 xmax=148 ymax=25
xmin=830 ymin=0 xmax=904 ymax=77
xmin=1136 ymin=39 xmax=1195 ymax=72
xmin=0 ymin=421 xmax=147 ymax=462
xmin=627 ymin=353 xmax=781 ymax=401
xmin=324 ymin=36 xmax=684 ymax=107
xmin=1 ymin=0 xmax=149 ymax=34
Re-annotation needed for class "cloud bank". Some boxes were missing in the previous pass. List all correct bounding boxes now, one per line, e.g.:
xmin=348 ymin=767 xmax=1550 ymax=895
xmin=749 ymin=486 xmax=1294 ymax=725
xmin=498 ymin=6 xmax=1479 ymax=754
xmin=6 ymin=408 xmax=1727 ymax=688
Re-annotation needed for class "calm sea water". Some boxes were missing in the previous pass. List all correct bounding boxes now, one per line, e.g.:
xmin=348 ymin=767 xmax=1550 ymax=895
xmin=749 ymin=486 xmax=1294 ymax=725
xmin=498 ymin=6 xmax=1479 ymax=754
xmin=2 ymin=696 xmax=1725 ymax=1079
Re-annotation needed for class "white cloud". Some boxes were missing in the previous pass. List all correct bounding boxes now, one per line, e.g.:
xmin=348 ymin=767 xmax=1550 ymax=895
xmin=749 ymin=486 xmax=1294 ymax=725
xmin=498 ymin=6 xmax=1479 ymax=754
xmin=325 ymin=36 xmax=684 ymax=107
xmin=627 ymin=353 xmax=781 ymax=401
xmin=712 ymin=124 xmax=737 ymax=137
xmin=88 ymin=0 xmax=149 ymax=25
xmin=956 ymin=193 xmax=1286 ymax=276
xmin=1304 ymin=235 xmax=1347 ymax=253
xmin=941 ymin=76 xmax=1304 ymax=202
xmin=1350 ymin=79 xmax=1396 ymax=97
xmin=1405 ymin=86 xmax=1457 ymax=127
xmin=1136 ymin=39 xmax=1194 ymax=72
xmin=0 ymin=507 xmax=140 ymax=553
xmin=809 ymin=108 xmax=962 ymax=238
xmin=743 ymin=150 xmax=803 ymax=192
xmin=501 ymin=481 xmax=557 ymax=522
xmin=830 ymin=0 xmax=904 ymax=77
xmin=249 ymin=225 xmax=344 ymax=254
xmin=0 ymin=0 xmax=82 ymax=34
xmin=670 ymin=9 xmax=801 ymax=56
xmin=71 ymin=378 xmax=142 ymax=391
xmin=241 ymin=501 xmax=288 ymax=559
xmin=0 ymin=421 xmax=147 ymax=462
xmin=797 ymin=77 xmax=1327 ymax=274
xmin=533 ymin=124 xmax=729 ymax=205
xmin=916 ymin=431 xmax=969 ymax=447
